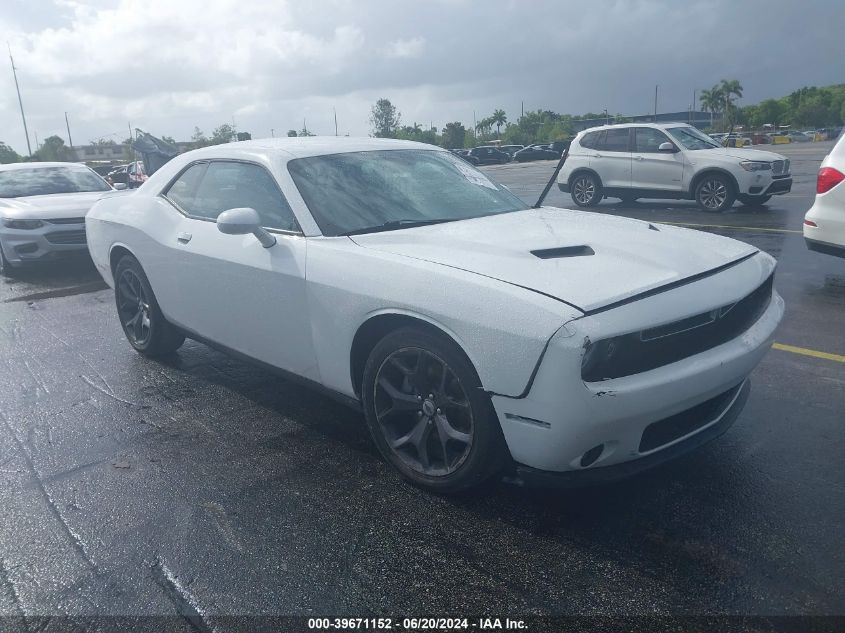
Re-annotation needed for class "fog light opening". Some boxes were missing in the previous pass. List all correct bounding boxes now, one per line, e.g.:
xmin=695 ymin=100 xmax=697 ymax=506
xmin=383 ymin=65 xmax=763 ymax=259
xmin=580 ymin=444 xmax=604 ymax=468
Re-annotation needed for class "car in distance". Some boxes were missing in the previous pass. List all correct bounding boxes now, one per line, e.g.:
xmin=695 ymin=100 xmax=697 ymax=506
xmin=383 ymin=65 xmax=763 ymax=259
xmin=500 ymin=144 xmax=524 ymax=158
xmin=0 ymin=162 xmax=118 ymax=275
xmin=804 ymin=130 xmax=845 ymax=258
xmin=86 ymin=137 xmax=784 ymax=492
xmin=559 ymin=123 xmax=792 ymax=211
xmin=467 ymin=146 xmax=510 ymax=165
xmin=513 ymin=144 xmax=559 ymax=162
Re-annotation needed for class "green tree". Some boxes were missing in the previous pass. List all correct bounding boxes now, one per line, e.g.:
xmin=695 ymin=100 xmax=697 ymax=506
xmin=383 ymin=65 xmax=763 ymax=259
xmin=0 ymin=141 xmax=21 ymax=164
xmin=210 ymin=124 xmax=236 ymax=145
xmin=491 ymin=109 xmax=507 ymax=137
xmin=298 ymin=127 xmax=315 ymax=137
xmin=161 ymin=135 xmax=176 ymax=144
xmin=440 ymin=122 xmax=467 ymax=149
xmin=34 ymin=135 xmax=73 ymax=161
xmin=719 ymin=79 xmax=743 ymax=127
xmin=752 ymin=99 xmax=784 ymax=128
xmin=699 ymin=86 xmax=722 ymax=128
xmin=191 ymin=127 xmax=209 ymax=147
xmin=370 ymin=98 xmax=401 ymax=137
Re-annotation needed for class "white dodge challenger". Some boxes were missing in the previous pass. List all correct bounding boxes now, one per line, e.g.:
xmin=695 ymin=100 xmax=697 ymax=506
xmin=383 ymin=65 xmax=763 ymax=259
xmin=86 ymin=138 xmax=784 ymax=491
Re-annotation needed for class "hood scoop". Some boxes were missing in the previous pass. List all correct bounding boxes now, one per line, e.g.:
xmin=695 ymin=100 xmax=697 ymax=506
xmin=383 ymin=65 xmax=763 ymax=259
xmin=531 ymin=245 xmax=594 ymax=259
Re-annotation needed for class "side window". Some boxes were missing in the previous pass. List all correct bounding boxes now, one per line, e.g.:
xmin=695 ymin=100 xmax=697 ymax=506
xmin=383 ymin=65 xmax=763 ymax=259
xmin=598 ymin=128 xmax=631 ymax=152
xmin=163 ymin=163 xmax=208 ymax=215
xmin=580 ymin=131 xmax=601 ymax=149
xmin=635 ymin=128 xmax=672 ymax=153
xmin=172 ymin=161 xmax=298 ymax=231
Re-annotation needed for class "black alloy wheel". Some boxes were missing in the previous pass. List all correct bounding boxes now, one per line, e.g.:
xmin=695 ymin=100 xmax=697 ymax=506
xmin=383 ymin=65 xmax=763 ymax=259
xmin=362 ymin=327 xmax=507 ymax=492
xmin=114 ymin=255 xmax=185 ymax=355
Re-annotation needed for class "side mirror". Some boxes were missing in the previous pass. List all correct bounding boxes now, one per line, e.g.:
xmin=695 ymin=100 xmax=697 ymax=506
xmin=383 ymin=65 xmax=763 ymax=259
xmin=113 ymin=182 xmax=127 ymax=190
xmin=658 ymin=142 xmax=677 ymax=152
xmin=216 ymin=207 xmax=276 ymax=248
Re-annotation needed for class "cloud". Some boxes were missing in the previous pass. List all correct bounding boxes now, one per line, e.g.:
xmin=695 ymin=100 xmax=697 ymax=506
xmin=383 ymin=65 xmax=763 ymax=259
xmin=386 ymin=37 xmax=426 ymax=59
xmin=0 ymin=0 xmax=843 ymax=153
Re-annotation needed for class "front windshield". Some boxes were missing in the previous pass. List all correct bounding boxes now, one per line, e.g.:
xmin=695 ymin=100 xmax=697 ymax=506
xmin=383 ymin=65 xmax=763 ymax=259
xmin=287 ymin=149 xmax=529 ymax=236
xmin=666 ymin=126 xmax=720 ymax=150
xmin=0 ymin=166 xmax=111 ymax=198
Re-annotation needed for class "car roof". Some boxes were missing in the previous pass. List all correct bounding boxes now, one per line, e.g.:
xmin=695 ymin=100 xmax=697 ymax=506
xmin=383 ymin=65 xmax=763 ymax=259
xmin=181 ymin=136 xmax=440 ymax=161
xmin=0 ymin=161 xmax=93 ymax=172
xmin=578 ymin=122 xmax=694 ymax=135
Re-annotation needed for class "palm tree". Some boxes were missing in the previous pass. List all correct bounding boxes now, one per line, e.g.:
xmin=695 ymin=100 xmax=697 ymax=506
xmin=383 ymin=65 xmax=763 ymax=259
xmin=719 ymin=79 xmax=743 ymax=127
xmin=700 ymin=87 xmax=722 ymax=128
xmin=491 ymin=109 xmax=507 ymax=137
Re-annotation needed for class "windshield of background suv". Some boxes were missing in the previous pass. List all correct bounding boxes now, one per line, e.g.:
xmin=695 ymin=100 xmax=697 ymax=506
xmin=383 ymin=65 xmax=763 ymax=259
xmin=288 ymin=149 xmax=529 ymax=236
xmin=0 ymin=167 xmax=111 ymax=198
xmin=666 ymin=126 xmax=721 ymax=150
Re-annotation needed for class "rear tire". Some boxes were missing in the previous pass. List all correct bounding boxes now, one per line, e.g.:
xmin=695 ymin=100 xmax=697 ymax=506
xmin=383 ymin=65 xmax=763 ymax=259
xmin=694 ymin=174 xmax=736 ymax=212
xmin=114 ymin=254 xmax=185 ymax=356
xmin=362 ymin=326 xmax=508 ymax=493
xmin=570 ymin=172 xmax=602 ymax=207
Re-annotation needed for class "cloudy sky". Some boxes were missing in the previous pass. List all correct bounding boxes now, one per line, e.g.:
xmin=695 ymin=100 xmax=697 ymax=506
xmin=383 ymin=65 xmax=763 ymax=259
xmin=1 ymin=0 xmax=842 ymax=154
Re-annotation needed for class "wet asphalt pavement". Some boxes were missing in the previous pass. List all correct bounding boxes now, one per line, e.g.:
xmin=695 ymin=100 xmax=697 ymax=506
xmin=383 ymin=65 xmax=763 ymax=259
xmin=0 ymin=142 xmax=842 ymax=628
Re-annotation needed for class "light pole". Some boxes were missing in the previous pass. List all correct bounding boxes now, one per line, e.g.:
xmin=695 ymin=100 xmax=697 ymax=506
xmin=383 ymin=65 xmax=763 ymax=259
xmin=654 ymin=84 xmax=659 ymax=120
xmin=8 ymin=43 xmax=32 ymax=157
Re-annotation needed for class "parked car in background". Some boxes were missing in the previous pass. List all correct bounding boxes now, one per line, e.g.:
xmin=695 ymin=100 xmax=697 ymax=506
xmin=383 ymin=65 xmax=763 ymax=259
xmin=0 ymin=162 xmax=119 ymax=275
xmin=500 ymin=145 xmax=524 ymax=157
xmin=85 ymin=137 xmax=783 ymax=491
xmin=450 ymin=149 xmax=479 ymax=165
xmin=127 ymin=161 xmax=148 ymax=188
xmin=107 ymin=164 xmax=129 ymax=186
xmin=558 ymin=123 xmax=792 ymax=211
xmin=804 ymin=130 xmax=845 ymax=259
xmin=785 ymin=131 xmax=812 ymax=143
xmin=512 ymin=144 xmax=558 ymax=162
xmin=467 ymin=146 xmax=510 ymax=165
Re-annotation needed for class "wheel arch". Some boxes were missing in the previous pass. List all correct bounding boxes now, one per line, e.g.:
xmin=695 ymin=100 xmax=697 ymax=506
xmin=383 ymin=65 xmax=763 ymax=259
xmin=689 ymin=168 xmax=740 ymax=198
xmin=568 ymin=168 xmax=603 ymax=189
xmin=349 ymin=311 xmax=481 ymax=399
xmin=109 ymin=243 xmax=139 ymax=277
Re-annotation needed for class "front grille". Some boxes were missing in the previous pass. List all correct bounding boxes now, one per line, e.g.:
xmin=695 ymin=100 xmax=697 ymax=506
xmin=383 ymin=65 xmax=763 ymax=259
xmin=44 ymin=217 xmax=85 ymax=225
xmin=639 ymin=383 xmax=742 ymax=452
xmin=44 ymin=229 xmax=87 ymax=245
xmin=771 ymin=160 xmax=784 ymax=175
xmin=582 ymin=273 xmax=774 ymax=382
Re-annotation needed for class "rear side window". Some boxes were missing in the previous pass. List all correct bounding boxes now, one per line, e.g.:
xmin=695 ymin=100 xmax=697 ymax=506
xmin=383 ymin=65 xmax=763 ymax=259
xmin=598 ymin=128 xmax=631 ymax=152
xmin=163 ymin=163 xmax=207 ymax=213
xmin=580 ymin=131 xmax=602 ymax=149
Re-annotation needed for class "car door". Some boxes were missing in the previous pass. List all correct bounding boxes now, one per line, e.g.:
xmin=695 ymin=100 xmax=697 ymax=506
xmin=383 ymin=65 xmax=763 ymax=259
xmin=589 ymin=128 xmax=632 ymax=189
xmin=158 ymin=159 xmax=319 ymax=380
xmin=631 ymin=127 xmax=685 ymax=192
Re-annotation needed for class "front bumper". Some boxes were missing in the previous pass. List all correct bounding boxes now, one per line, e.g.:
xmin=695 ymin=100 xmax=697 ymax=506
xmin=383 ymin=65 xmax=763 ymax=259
xmin=491 ymin=255 xmax=783 ymax=479
xmin=0 ymin=222 xmax=88 ymax=266
xmin=512 ymin=379 xmax=749 ymax=487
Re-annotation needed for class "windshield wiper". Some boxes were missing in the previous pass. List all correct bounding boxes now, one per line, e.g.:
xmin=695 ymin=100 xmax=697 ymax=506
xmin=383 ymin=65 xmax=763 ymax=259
xmin=339 ymin=218 xmax=455 ymax=236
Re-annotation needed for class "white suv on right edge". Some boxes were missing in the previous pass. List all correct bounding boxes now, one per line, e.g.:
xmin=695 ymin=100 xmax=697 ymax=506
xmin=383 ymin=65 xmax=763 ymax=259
xmin=558 ymin=123 xmax=792 ymax=212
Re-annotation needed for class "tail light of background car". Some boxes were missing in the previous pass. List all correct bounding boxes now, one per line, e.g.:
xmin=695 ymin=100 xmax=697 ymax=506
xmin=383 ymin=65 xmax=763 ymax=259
xmin=817 ymin=167 xmax=845 ymax=194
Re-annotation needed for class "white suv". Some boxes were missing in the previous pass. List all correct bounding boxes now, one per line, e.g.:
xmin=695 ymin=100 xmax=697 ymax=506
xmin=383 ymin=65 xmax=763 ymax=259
xmin=558 ymin=123 xmax=792 ymax=212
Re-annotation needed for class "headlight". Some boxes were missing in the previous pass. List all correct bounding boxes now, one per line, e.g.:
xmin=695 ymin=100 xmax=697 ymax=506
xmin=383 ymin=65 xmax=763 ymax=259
xmin=2 ymin=218 xmax=44 ymax=230
xmin=740 ymin=161 xmax=772 ymax=172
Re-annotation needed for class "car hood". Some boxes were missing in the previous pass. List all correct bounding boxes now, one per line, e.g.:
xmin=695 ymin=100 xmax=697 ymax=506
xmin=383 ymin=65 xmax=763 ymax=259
xmin=697 ymin=147 xmax=787 ymax=162
xmin=350 ymin=208 xmax=758 ymax=313
xmin=0 ymin=191 xmax=121 ymax=220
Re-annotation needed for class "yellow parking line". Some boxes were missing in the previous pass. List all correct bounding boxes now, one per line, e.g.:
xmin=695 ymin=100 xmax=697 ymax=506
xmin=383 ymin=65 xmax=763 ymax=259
xmin=772 ymin=343 xmax=845 ymax=363
xmin=657 ymin=221 xmax=803 ymax=234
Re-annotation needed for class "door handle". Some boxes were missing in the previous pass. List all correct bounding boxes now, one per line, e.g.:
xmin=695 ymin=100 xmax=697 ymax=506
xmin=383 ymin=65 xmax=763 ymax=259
xmin=634 ymin=155 xmax=645 ymax=161
xmin=176 ymin=232 xmax=192 ymax=244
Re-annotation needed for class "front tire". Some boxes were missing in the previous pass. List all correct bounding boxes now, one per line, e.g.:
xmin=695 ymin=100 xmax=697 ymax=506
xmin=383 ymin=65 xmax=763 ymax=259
xmin=695 ymin=174 xmax=735 ymax=212
xmin=362 ymin=327 xmax=507 ymax=492
xmin=570 ymin=172 xmax=602 ymax=207
xmin=114 ymin=254 xmax=185 ymax=356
